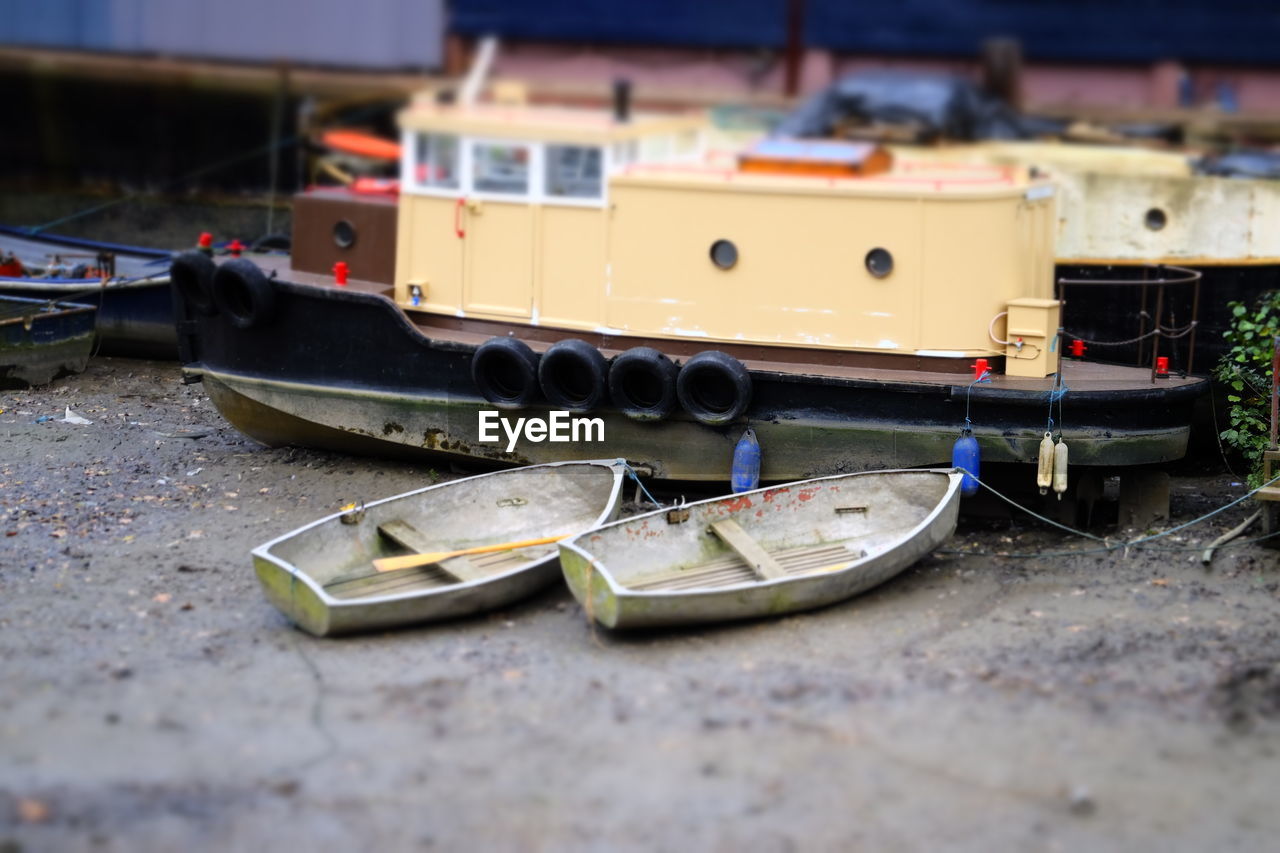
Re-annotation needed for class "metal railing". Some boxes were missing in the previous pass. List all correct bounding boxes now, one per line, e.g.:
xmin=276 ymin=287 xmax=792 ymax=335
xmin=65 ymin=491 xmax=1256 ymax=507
xmin=1056 ymin=264 xmax=1203 ymax=381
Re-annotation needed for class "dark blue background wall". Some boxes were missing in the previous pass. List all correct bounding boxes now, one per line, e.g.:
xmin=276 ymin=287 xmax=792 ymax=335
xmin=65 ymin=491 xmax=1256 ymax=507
xmin=452 ymin=0 xmax=1280 ymax=65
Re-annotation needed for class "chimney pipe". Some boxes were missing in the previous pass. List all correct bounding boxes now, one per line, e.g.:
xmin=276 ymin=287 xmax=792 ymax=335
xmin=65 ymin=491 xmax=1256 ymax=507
xmin=612 ymin=78 xmax=632 ymax=123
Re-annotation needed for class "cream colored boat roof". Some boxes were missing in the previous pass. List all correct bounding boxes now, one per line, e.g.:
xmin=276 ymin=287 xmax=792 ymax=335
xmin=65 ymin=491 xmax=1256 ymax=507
xmin=615 ymin=160 xmax=1042 ymax=200
xmin=895 ymin=140 xmax=1194 ymax=178
xmin=398 ymin=98 xmax=704 ymax=145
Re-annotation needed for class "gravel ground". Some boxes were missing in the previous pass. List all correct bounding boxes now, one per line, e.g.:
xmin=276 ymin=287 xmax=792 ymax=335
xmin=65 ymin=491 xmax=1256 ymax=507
xmin=2 ymin=357 xmax=1279 ymax=851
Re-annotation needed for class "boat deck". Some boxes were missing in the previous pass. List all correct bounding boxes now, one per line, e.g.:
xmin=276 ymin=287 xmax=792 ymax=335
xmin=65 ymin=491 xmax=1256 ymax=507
xmin=248 ymin=252 xmax=1202 ymax=395
xmin=0 ymin=231 xmax=171 ymax=280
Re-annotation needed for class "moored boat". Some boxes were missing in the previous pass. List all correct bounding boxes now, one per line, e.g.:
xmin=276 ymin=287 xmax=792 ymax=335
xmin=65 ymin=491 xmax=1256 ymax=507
xmin=252 ymin=459 xmax=627 ymax=636
xmin=559 ymin=468 xmax=962 ymax=629
xmin=776 ymin=70 xmax=1280 ymax=368
xmin=0 ymin=294 xmax=97 ymax=388
xmin=173 ymin=88 xmax=1209 ymax=491
xmin=0 ymin=227 xmax=176 ymax=358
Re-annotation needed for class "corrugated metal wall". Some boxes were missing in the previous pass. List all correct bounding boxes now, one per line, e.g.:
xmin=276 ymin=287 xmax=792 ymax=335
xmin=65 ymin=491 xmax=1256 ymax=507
xmin=0 ymin=0 xmax=445 ymax=69
xmin=450 ymin=0 xmax=1280 ymax=66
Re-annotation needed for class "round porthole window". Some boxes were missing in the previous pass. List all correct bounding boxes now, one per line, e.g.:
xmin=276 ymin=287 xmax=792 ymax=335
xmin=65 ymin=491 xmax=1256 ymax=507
xmin=865 ymin=248 xmax=893 ymax=278
xmin=1144 ymin=208 xmax=1167 ymax=231
xmin=709 ymin=239 xmax=738 ymax=270
xmin=333 ymin=219 xmax=357 ymax=249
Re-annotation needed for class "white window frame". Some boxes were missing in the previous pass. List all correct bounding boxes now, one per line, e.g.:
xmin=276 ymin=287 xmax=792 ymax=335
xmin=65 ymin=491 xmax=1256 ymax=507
xmin=403 ymin=129 xmax=462 ymax=193
xmin=401 ymin=131 xmax=609 ymax=208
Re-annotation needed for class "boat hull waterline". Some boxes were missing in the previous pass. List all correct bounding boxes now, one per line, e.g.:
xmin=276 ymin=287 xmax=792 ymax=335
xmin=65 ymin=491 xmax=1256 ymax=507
xmin=178 ymin=279 xmax=1207 ymax=482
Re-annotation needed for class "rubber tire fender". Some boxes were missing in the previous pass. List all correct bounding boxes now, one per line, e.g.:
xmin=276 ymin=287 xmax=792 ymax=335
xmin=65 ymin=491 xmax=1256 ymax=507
xmin=472 ymin=336 xmax=541 ymax=409
xmin=608 ymin=346 xmax=679 ymax=421
xmin=538 ymin=338 xmax=609 ymax=413
xmin=170 ymin=250 xmax=219 ymax=317
xmin=212 ymin=258 xmax=277 ymax=330
xmin=676 ymin=350 xmax=753 ymax=426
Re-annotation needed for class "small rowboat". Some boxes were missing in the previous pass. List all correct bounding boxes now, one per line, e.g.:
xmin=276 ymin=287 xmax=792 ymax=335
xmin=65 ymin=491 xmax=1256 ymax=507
xmin=0 ymin=227 xmax=176 ymax=358
xmin=0 ymin=295 xmax=97 ymax=388
xmin=559 ymin=468 xmax=962 ymax=629
xmin=253 ymin=459 xmax=627 ymax=636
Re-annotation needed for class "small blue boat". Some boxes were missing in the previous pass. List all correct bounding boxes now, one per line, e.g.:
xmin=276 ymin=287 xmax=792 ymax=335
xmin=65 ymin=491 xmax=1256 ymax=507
xmin=0 ymin=227 xmax=175 ymax=359
xmin=0 ymin=295 xmax=97 ymax=388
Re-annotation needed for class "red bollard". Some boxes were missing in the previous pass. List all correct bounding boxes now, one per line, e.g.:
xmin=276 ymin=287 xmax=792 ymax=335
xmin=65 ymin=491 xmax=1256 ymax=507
xmin=1070 ymin=339 xmax=1087 ymax=358
xmin=970 ymin=358 xmax=990 ymax=379
xmin=334 ymin=261 xmax=349 ymax=286
xmin=197 ymin=232 xmax=214 ymax=254
xmin=227 ymin=239 xmax=244 ymax=257
xmin=1155 ymin=356 xmax=1169 ymax=376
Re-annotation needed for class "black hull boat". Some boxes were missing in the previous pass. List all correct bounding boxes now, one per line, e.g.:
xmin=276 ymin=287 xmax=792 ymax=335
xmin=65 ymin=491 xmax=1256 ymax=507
xmin=171 ymin=261 xmax=1208 ymax=486
xmin=0 ymin=227 xmax=176 ymax=359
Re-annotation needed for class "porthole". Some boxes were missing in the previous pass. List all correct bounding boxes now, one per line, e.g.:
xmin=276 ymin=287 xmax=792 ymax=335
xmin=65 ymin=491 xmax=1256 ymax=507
xmin=709 ymin=239 xmax=738 ymax=270
xmin=865 ymin=247 xmax=893 ymax=278
xmin=1144 ymin=208 xmax=1167 ymax=232
xmin=333 ymin=219 xmax=357 ymax=249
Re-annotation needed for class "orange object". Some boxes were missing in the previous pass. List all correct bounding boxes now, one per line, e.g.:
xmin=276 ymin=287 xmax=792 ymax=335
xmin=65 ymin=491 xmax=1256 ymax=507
xmin=320 ymin=129 xmax=402 ymax=161
xmin=738 ymin=139 xmax=893 ymax=178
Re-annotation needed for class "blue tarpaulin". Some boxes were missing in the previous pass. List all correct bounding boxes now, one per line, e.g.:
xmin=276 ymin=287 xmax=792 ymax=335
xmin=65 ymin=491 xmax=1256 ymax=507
xmin=452 ymin=0 xmax=1280 ymax=65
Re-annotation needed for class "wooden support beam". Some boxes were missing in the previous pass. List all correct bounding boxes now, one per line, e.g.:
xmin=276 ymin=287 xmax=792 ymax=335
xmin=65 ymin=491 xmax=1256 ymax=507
xmin=708 ymin=519 xmax=786 ymax=580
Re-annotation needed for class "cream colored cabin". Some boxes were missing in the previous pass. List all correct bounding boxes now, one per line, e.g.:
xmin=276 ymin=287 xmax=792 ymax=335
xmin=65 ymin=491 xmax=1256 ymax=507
xmin=899 ymin=141 xmax=1280 ymax=265
xmin=394 ymin=99 xmax=1058 ymax=374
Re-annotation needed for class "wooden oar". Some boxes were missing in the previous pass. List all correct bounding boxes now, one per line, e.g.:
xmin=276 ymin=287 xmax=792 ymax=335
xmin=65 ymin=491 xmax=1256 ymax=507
xmin=372 ymin=535 xmax=567 ymax=573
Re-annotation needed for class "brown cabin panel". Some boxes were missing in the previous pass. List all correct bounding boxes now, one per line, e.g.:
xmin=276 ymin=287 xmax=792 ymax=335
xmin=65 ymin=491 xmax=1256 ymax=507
xmin=292 ymin=189 xmax=398 ymax=285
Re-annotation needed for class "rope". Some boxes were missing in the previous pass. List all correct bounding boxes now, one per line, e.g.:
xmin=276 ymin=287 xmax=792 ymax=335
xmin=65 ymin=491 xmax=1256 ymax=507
xmin=619 ymin=460 xmax=662 ymax=507
xmin=1063 ymin=320 xmax=1198 ymax=347
xmin=944 ymin=470 xmax=1280 ymax=558
xmin=963 ymin=370 xmax=991 ymax=431
xmin=988 ymin=312 xmax=1012 ymax=346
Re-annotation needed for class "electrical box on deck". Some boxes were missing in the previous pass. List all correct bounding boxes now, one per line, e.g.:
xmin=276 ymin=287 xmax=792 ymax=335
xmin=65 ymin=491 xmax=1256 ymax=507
xmin=1004 ymin=297 xmax=1061 ymax=378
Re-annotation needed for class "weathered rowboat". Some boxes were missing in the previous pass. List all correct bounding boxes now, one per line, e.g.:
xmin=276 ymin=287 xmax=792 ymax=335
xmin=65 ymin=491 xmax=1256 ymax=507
xmin=0 ymin=227 xmax=176 ymax=358
xmin=0 ymin=295 xmax=97 ymax=388
xmin=253 ymin=459 xmax=627 ymax=636
xmin=559 ymin=467 xmax=962 ymax=629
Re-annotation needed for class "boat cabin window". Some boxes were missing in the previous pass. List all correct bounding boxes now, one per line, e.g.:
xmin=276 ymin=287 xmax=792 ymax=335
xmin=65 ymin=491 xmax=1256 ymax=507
xmin=472 ymin=141 xmax=531 ymax=195
xmin=640 ymin=134 xmax=672 ymax=162
xmin=414 ymin=134 xmax=460 ymax=189
xmin=545 ymin=145 xmax=603 ymax=200
xmin=611 ymin=140 xmax=640 ymax=169
xmin=674 ymin=128 xmax=700 ymax=159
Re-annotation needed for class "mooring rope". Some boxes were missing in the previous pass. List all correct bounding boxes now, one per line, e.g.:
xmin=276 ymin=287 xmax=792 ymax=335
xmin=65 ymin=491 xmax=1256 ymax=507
xmin=942 ymin=470 xmax=1280 ymax=558
xmin=618 ymin=459 xmax=663 ymax=507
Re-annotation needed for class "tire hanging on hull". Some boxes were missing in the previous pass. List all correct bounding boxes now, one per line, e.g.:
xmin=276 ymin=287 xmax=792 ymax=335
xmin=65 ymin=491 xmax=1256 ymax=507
xmin=538 ymin=338 xmax=609 ymax=413
xmin=472 ymin=336 xmax=541 ymax=408
xmin=609 ymin=346 xmax=679 ymax=421
xmin=677 ymin=350 xmax=752 ymax=426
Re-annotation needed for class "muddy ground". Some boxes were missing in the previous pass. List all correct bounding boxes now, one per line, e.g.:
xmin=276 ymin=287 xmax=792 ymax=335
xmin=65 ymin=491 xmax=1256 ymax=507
xmin=1 ymin=357 xmax=1278 ymax=851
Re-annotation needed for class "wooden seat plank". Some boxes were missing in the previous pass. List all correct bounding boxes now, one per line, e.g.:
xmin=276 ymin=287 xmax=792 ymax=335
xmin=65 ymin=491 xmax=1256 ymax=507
xmin=708 ymin=519 xmax=786 ymax=579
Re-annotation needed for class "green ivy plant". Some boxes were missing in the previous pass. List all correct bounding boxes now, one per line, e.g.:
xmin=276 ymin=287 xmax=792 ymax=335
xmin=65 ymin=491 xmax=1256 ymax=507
xmin=1213 ymin=292 xmax=1280 ymax=487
